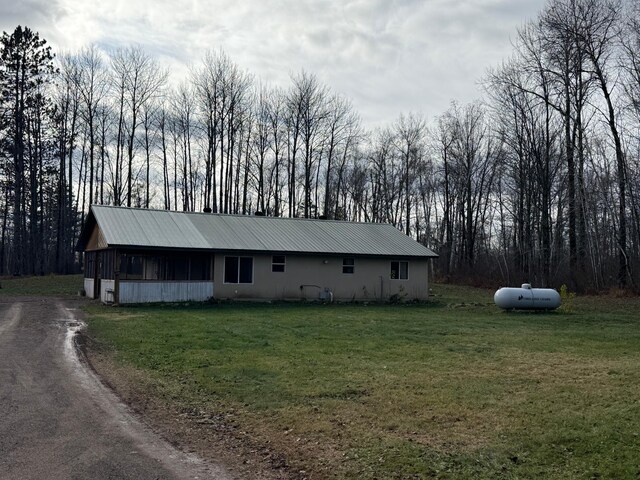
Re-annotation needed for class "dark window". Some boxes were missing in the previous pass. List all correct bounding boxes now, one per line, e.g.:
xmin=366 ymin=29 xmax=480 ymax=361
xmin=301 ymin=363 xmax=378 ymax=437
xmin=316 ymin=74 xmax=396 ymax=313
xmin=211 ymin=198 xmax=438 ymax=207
xmin=272 ymin=255 xmax=286 ymax=273
xmin=190 ymin=255 xmax=211 ymax=281
xmin=343 ymin=257 xmax=355 ymax=274
xmin=144 ymin=256 xmax=161 ymax=280
xmin=123 ymin=255 xmax=144 ymax=279
xmin=176 ymin=257 xmax=189 ymax=280
xmin=390 ymin=261 xmax=409 ymax=280
xmin=225 ymin=256 xmax=253 ymax=284
xmin=224 ymin=257 xmax=238 ymax=283
xmin=165 ymin=256 xmax=189 ymax=280
xmin=239 ymin=257 xmax=253 ymax=283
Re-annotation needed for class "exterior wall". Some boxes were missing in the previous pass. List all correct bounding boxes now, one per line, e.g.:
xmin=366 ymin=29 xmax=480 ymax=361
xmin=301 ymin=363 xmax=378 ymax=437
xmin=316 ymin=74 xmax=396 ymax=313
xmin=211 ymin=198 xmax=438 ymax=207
xmin=84 ymin=278 xmax=95 ymax=299
xmin=213 ymin=254 xmax=429 ymax=301
xmin=89 ymin=252 xmax=430 ymax=304
xmin=118 ymin=281 xmax=214 ymax=304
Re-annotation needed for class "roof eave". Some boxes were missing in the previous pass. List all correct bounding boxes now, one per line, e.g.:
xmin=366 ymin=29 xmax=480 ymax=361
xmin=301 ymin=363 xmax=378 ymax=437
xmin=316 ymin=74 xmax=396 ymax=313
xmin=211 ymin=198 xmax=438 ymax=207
xmin=96 ymin=243 xmax=438 ymax=258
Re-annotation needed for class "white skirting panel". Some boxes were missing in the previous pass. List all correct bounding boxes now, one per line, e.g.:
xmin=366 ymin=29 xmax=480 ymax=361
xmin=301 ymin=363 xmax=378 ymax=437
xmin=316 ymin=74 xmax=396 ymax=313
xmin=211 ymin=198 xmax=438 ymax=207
xmin=84 ymin=278 xmax=95 ymax=298
xmin=118 ymin=281 xmax=214 ymax=304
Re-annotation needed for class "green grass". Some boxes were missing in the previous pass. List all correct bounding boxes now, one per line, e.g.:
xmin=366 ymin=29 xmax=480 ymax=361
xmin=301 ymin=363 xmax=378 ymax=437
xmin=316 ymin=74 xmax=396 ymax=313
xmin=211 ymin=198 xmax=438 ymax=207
xmin=84 ymin=285 xmax=640 ymax=479
xmin=0 ymin=274 xmax=83 ymax=296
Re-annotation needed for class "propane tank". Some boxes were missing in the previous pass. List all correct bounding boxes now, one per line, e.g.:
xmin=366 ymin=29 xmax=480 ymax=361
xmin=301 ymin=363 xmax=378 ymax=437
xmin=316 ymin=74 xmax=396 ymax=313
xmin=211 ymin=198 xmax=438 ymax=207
xmin=494 ymin=284 xmax=561 ymax=310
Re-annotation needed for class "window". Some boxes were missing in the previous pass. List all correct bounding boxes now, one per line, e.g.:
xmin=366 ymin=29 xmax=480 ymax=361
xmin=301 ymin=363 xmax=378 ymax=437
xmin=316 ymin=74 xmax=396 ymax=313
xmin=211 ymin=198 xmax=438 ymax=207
xmin=123 ymin=255 xmax=144 ymax=279
xmin=190 ymin=255 xmax=212 ymax=281
xmin=119 ymin=253 xmax=212 ymax=281
xmin=390 ymin=261 xmax=409 ymax=280
xmin=272 ymin=255 xmax=286 ymax=273
xmin=165 ymin=256 xmax=189 ymax=280
xmin=224 ymin=256 xmax=253 ymax=283
xmin=342 ymin=257 xmax=355 ymax=274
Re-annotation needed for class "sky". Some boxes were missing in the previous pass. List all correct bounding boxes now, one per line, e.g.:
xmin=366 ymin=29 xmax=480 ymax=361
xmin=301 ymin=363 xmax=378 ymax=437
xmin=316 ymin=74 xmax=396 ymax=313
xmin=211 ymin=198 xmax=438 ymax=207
xmin=0 ymin=0 xmax=546 ymax=129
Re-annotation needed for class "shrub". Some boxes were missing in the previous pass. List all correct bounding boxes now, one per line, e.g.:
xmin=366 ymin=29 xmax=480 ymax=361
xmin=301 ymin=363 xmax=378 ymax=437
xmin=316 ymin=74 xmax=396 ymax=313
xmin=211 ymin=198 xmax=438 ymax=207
xmin=559 ymin=284 xmax=576 ymax=313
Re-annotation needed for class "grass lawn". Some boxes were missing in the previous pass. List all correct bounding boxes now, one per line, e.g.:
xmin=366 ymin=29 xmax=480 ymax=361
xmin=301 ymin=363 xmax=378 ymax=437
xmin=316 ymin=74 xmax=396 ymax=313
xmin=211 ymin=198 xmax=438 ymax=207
xmin=84 ymin=284 xmax=640 ymax=479
xmin=0 ymin=274 xmax=83 ymax=296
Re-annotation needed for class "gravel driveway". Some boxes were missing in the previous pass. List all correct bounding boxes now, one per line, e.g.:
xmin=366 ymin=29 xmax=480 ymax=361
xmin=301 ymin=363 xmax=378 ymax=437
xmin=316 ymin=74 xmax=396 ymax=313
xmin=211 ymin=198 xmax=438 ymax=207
xmin=0 ymin=296 xmax=232 ymax=480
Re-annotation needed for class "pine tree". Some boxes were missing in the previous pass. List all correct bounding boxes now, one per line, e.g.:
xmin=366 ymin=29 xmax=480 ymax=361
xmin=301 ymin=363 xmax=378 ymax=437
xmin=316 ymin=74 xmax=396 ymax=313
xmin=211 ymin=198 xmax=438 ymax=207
xmin=0 ymin=26 xmax=56 ymax=274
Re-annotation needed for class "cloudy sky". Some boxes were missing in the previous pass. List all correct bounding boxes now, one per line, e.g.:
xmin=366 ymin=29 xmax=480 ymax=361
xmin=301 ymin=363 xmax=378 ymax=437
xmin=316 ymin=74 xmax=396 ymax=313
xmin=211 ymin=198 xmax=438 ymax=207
xmin=1 ymin=0 xmax=545 ymax=128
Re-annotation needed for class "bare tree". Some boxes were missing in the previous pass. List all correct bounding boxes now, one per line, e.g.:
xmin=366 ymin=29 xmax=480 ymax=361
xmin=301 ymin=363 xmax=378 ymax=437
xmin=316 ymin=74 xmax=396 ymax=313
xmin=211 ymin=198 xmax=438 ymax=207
xmin=574 ymin=0 xmax=628 ymax=286
xmin=110 ymin=46 xmax=167 ymax=207
xmin=171 ymin=84 xmax=196 ymax=211
xmin=266 ymin=86 xmax=287 ymax=216
xmin=287 ymin=71 xmax=329 ymax=217
xmin=247 ymin=83 xmax=272 ymax=213
xmin=393 ymin=112 xmax=427 ymax=235
xmin=192 ymin=50 xmax=222 ymax=212
xmin=76 ymin=45 xmax=109 ymax=206
xmin=321 ymin=94 xmax=361 ymax=219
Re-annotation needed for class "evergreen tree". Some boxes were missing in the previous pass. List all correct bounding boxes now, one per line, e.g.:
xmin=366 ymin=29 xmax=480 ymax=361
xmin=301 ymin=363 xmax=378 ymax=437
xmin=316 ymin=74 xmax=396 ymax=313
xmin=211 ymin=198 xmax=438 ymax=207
xmin=0 ymin=26 xmax=56 ymax=274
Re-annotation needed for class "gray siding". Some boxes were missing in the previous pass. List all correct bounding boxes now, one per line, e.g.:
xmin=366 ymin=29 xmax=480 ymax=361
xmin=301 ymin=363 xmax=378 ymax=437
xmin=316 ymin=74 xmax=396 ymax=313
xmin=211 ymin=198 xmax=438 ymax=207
xmin=118 ymin=281 xmax=214 ymax=304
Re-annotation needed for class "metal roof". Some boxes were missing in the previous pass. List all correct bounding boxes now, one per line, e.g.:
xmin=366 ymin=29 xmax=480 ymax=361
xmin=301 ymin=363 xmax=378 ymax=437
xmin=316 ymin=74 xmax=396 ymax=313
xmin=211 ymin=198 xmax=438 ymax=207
xmin=79 ymin=205 xmax=438 ymax=258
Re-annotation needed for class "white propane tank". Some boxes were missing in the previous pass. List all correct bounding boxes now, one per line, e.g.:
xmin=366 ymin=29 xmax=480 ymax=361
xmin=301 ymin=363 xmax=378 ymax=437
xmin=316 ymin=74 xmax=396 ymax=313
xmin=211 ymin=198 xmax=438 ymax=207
xmin=494 ymin=284 xmax=561 ymax=310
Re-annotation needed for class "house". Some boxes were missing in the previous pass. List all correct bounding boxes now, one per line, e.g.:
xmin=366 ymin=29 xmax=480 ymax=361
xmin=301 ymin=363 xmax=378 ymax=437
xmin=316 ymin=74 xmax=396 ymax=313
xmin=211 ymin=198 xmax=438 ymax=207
xmin=76 ymin=205 xmax=438 ymax=304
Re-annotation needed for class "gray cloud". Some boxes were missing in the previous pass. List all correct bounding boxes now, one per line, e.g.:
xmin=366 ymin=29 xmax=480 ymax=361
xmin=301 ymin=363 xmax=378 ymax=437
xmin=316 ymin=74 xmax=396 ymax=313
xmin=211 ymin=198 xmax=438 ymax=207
xmin=0 ymin=0 xmax=546 ymax=127
xmin=0 ymin=0 xmax=65 ymax=41
xmin=0 ymin=0 xmax=62 ymax=26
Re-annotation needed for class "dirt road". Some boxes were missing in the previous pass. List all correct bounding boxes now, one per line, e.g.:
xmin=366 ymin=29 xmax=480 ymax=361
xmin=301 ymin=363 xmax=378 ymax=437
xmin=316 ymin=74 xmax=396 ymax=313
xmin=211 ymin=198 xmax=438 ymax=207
xmin=0 ymin=296 xmax=233 ymax=480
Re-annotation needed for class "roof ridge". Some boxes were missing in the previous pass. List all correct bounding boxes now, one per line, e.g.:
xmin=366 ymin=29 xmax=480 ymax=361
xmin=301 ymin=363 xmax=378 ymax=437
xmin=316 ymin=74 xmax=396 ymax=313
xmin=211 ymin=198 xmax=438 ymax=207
xmin=91 ymin=204 xmax=391 ymax=227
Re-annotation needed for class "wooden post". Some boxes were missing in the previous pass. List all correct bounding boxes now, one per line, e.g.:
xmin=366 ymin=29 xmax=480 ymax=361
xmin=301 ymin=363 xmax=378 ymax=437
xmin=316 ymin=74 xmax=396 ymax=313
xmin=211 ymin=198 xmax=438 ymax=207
xmin=114 ymin=250 xmax=120 ymax=305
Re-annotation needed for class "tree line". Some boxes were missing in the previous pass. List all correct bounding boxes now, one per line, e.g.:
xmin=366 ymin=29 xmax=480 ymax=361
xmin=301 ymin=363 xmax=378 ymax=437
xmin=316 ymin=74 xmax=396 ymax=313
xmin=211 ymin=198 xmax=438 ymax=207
xmin=1 ymin=0 xmax=639 ymax=292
